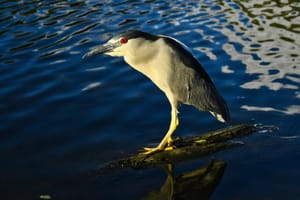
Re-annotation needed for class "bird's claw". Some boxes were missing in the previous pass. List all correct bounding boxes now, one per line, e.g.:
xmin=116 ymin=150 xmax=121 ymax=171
xmin=140 ymin=146 xmax=174 ymax=155
xmin=140 ymin=147 xmax=163 ymax=155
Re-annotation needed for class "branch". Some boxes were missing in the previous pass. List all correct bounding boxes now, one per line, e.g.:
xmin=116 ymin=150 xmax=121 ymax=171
xmin=103 ymin=124 xmax=256 ymax=170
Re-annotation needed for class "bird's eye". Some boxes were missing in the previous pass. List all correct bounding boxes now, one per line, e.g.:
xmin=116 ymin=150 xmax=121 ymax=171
xmin=120 ymin=37 xmax=128 ymax=44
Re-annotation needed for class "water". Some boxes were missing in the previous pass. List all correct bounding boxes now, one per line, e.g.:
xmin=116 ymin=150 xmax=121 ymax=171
xmin=1 ymin=0 xmax=299 ymax=199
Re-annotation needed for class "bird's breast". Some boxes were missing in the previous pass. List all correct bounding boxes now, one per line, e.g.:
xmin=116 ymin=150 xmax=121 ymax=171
xmin=124 ymin=39 xmax=174 ymax=94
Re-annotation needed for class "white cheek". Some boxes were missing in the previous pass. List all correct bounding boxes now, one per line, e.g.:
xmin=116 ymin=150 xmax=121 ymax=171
xmin=105 ymin=51 xmax=120 ymax=56
xmin=105 ymin=46 xmax=124 ymax=57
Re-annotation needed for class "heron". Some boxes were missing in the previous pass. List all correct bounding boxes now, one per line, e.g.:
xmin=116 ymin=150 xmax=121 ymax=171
xmin=83 ymin=30 xmax=230 ymax=154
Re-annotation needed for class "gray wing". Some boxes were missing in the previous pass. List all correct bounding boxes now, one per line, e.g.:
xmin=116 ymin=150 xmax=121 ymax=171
xmin=164 ymin=37 xmax=230 ymax=122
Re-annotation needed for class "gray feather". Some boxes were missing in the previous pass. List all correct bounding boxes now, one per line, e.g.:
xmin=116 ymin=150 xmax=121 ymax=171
xmin=164 ymin=37 xmax=230 ymax=122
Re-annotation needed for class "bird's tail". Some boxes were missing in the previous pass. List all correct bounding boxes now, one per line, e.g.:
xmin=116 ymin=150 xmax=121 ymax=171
xmin=210 ymin=110 xmax=230 ymax=123
xmin=209 ymin=97 xmax=230 ymax=123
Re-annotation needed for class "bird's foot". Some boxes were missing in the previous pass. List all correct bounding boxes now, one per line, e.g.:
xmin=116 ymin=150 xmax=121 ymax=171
xmin=141 ymin=145 xmax=174 ymax=155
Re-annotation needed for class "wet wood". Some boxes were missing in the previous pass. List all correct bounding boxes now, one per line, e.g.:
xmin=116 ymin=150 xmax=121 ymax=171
xmin=104 ymin=124 xmax=256 ymax=170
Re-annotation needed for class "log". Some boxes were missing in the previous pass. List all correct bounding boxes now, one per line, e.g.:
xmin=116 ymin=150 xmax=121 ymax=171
xmin=102 ymin=124 xmax=256 ymax=170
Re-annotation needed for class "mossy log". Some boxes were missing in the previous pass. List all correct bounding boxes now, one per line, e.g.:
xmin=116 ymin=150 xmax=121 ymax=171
xmin=104 ymin=124 xmax=256 ymax=170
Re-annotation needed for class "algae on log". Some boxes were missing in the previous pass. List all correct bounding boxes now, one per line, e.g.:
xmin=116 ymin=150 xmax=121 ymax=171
xmin=104 ymin=124 xmax=256 ymax=170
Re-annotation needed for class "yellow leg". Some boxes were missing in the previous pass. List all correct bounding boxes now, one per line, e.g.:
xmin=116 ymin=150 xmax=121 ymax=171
xmin=143 ymin=103 xmax=179 ymax=155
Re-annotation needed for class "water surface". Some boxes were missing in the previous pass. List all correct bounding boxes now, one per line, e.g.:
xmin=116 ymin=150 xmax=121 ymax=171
xmin=1 ymin=0 xmax=299 ymax=199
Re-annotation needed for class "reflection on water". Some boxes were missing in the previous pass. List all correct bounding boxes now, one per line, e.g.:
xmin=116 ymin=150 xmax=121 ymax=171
xmin=219 ymin=0 xmax=300 ymax=91
xmin=0 ymin=0 xmax=300 ymax=199
xmin=242 ymin=104 xmax=300 ymax=115
xmin=143 ymin=160 xmax=226 ymax=200
xmin=196 ymin=0 xmax=300 ymax=115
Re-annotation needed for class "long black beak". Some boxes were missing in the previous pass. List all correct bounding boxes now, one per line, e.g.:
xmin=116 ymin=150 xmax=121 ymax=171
xmin=82 ymin=43 xmax=116 ymax=58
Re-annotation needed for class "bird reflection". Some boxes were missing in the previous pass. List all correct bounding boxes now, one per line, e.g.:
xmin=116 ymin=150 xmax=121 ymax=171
xmin=143 ymin=159 xmax=226 ymax=200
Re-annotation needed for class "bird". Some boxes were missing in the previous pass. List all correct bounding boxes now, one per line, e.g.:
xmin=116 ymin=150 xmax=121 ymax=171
xmin=83 ymin=30 xmax=230 ymax=154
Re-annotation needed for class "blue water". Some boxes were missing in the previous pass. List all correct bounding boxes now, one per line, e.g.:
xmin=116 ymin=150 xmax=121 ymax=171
xmin=1 ymin=0 xmax=300 ymax=199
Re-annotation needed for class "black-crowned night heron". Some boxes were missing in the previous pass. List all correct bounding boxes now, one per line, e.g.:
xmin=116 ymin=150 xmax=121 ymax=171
xmin=84 ymin=30 xmax=230 ymax=154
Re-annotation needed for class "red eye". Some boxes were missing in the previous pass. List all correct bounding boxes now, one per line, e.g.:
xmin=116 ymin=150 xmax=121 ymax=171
xmin=120 ymin=37 xmax=128 ymax=44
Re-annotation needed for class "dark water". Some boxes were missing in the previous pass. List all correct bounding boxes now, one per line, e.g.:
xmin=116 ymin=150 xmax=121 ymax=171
xmin=1 ymin=0 xmax=300 ymax=199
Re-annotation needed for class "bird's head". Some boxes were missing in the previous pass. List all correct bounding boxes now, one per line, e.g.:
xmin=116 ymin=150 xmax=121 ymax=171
xmin=83 ymin=30 xmax=158 ymax=59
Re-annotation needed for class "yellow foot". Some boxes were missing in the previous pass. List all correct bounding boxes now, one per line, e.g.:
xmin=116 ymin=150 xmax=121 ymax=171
xmin=141 ymin=146 xmax=174 ymax=155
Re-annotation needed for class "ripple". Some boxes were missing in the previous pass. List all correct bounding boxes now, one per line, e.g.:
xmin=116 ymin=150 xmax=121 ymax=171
xmin=241 ymin=105 xmax=300 ymax=115
xmin=280 ymin=135 xmax=300 ymax=140
xmin=81 ymin=82 xmax=101 ymax=92
xmin=215 ymin=0 xmax=300 ymax=93
xmin=85 ymin=66 xmax=107 ymax=72
xmin=1 ymin=0 xmax=300 ymax=198
xmin=221 ymin=65 xmax=235 ymax=74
